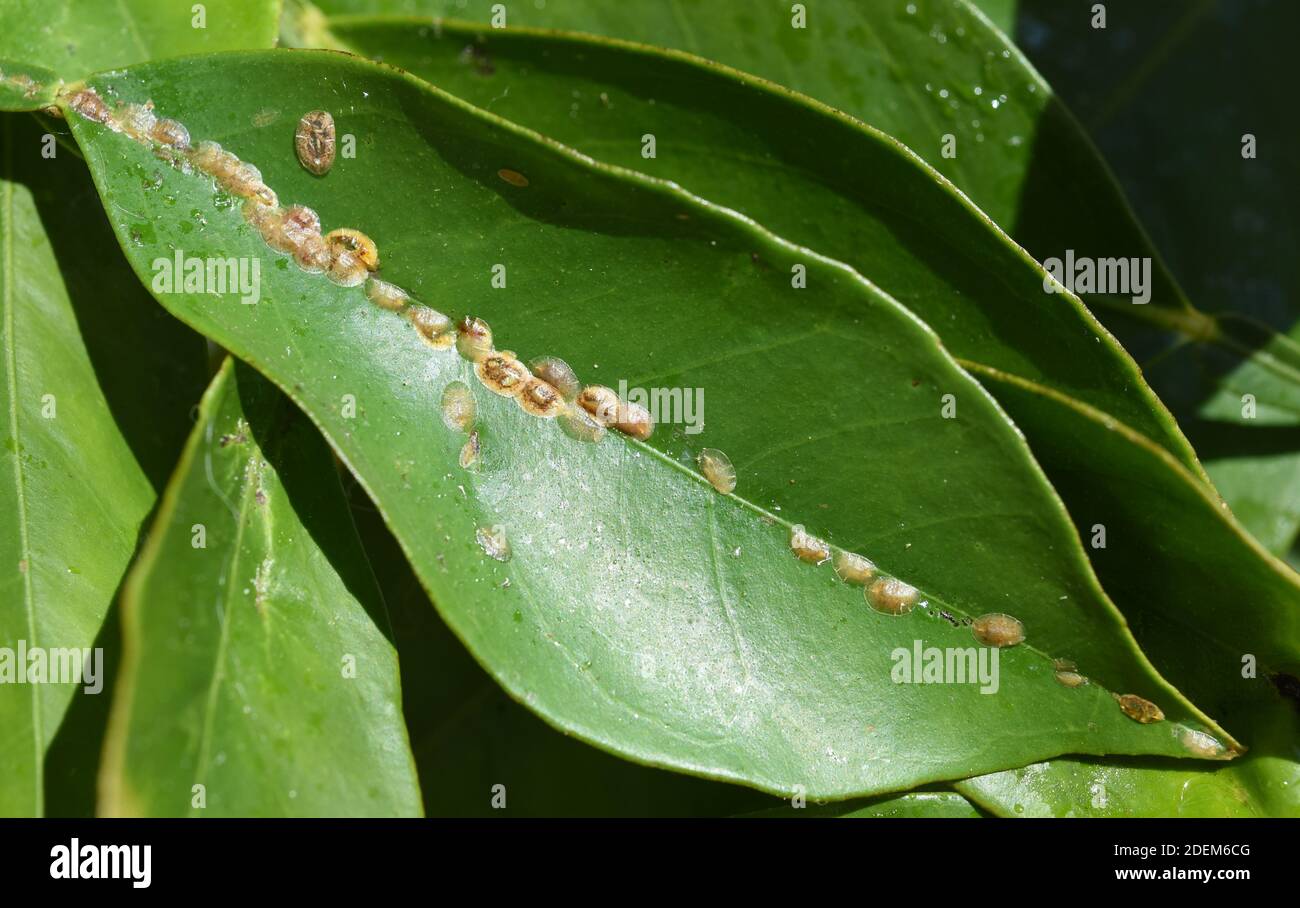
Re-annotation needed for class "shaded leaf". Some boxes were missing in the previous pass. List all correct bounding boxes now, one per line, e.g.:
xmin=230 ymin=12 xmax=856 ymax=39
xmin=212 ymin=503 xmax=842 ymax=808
xmin=743 ymin=790 xmax=982 ymax=818
xmin=100 ymin=358 xmax=422 ymax=817
xmin=0 ymin=111 xmax=206 ymax=816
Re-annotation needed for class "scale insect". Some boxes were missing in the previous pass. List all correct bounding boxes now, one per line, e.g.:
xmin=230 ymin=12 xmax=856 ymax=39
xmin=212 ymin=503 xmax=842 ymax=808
xmin=441 ymin=381 xmax=477 ymax=433
xmin=697 ymin=448 xmax=736 ymax=495
xmin=476 ymin=524 xmax=512 ymax=562
xmin=519 ymin=378 xmax=562 ymax=418
xmin=456 ymin=317 xmax=494 ymax=362
xmin=408 ymin=305 xmax=454 ymax=348
xmin=528 ymin=357 xmax=580 ymax=401
xmin=497 ymin=168 xmax=529 ymax=187
xmin=971 ymin=613 xmax=1025 ymax=648
xmin=295 ymin=109 xmax=336 ymax=176
xmin=867 ymin=577 xmax=918 ymax=616
xmin=459 ymin=430 xmax=481 ymax=469
xmin=476 ymin=352 xmax=531 ymax=397
xmin=1052 ymin=658 xmax=1087 ymax=688
xmin=789 ymin=524 xmax=830 ymax=565
xmin=833 ymin=550 xmax=875 ymax=585
xmin=365 ymin=277 xmax=409 ymax=312
xmin=1114 ymin=693 xmax=1164 ymax=724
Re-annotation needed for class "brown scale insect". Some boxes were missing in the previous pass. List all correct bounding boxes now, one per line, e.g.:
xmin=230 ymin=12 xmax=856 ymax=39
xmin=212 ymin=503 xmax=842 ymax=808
xmin=497 ymin=168 xmax=529 ymax=187
xmin=150 ymin=117 xmax=191 ymax=150
xmin=1052 ymin=657 xmax=1087 ymax=688
xmin=293 ymin=233 xmax=331 ymax=274
xmin=833 ymin=549 xmax=875 ymax=585
xmin=119 ymin=103 xmax=156 ymax=142
xmin=456 ymin=317 xmax=494 ymax=362
xmin=789 ymin=524 xmax=830 ymax=565
xmin=323 ymin=229 xmax=377 ymax=288
xmin=1114 ymin=693 xmax=1164 ymax=724
xmin=440 ymin=381 xmax=477 ymax=433
xmin=971 ymin=613 xmax=1025 ymax=648
xmin=519 ymin=379 xmax=562 ymax=418
xmin=408 ymin=305 xmax=454 ymax=349
xmin=528 ymin=357 xmax=581 ymax=402
xmin=325 ymin=228 xmax=379 ymax=271
xmin=64 ymin=88 xmax=112 ymax=125
xmin=260 ymin=204 xmax=320 ymax=254
xmin=615 ymin=400 xmax=654 ymax=440
xmin=867 ymin=577 xmax=918 ymax=616
xmin=698 ymin=448 xmax=736 ymax=495
xmin=223 ymin=160 xmax=277 ymax=207
xmin=577 ymin=385 xmax=654 ymax=440
xmin=365 ymin=278 xmax=409 ymax=311
xmin=476 ymin=352 xmax=531 ymax=397
xmin=577 ymin=385 xmax=620 ymax=427
xmin=558 ymin=408 xmax=606 ymax=444
xmin=295 ymin=110 xmax=336 ymax=176
xmin=459 ymin=430 xmax=481 ymax=469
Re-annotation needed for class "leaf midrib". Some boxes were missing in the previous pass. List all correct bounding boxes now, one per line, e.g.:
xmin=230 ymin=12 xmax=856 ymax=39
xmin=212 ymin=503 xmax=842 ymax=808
xmin=188 ymin=396 xmax=282 ymax=817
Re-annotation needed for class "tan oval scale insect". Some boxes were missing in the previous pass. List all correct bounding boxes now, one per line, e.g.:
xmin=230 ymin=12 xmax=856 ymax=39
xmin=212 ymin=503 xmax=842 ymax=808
xmin=293 ymin=233 xmax=331 ymax=274
xmin=476 ymin=352 xmax=531 ymax=397
xmin=459 ymin=430 xmax=481 ymax=469
xmin=577 ymin=385 xmax=620 ymax=427
xmin=1114 ymin=693 xmax=1164 ymax=724
xmin=325 ymin=228 xmax=379 ymax=270
xmin=971 ymin=613 xmax=1025 ymax=648
xmin=519 ymin=379 xmax=562 ymax=418
xmin=150 ymin=117 xmax=190 ymax=150
xmin=295 ymin=109 xmax=336 ymax=176
xmin=867 ymin=577 xmax=918 ymax=616
xmin=789 ymin=524 xmax=830 ymax=565
xmin=440 ymin=381 xmax=477 ymax=433
xmin=365 ymin=277 xmax=409 ymax=311
xmin=698 ymin=448 xmax=736 ymax=494
xmin=528 ymin=356 xmax=581 ymax=401
xmin=1180 ymin=728 xmax=1230 ymax=759
xmin=65 ymin=88 xmax=112 ymax=124
xmin=497 ymin=168 xmax=529 ymax=187
xmin=456 ymin=316 xmax=494 ymax=362
xmin=833 ymin=550 xmax=875 ymax=585
xmin=1054 ymin=670 xmax=1087 ymax=688
xmin=408 ymin=305 xmax=454 ymax=349
xmin=558 ymin=408 xmax=606 ymax=443
xmin=476 ymin=524 xmax=511 ymax=561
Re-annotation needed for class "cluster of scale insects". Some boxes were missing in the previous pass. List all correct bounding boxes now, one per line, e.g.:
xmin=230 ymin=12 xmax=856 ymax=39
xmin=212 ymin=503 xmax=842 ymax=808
xmin=60 ymin=84 xmax=1193 ymax=736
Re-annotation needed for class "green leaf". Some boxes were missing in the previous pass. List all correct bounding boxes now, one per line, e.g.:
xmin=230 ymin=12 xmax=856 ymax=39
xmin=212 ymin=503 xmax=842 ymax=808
xmin=963 ymin=361 xmax=1300 ymax=725
xmin=100 ymin=357 xmax=422 ymax=817
xmin=0 ymin=61 xmax=58 ymax=110
xmin=293 ymin=5 xmax=1300 ymax=793
xmin=957 ymin=699 xmax=1300 ymax=818
xmin=0 ymin=111 xmax=206 ymax=816
xmin=301 ymin=14 xmax=1200 ymax=476
xmin=350 ymin=494 xmax=781 ymax=817
xmin=1007 ymin=0 xmax=1300 ymax=553
xmin=743 ymin=790 xmax=982 ymax=818
xmin=0 ymin=0 xmax=280 ymax=83
xmin=312 ymin=0 xmax=1300 ymax=554
xmin=65 ymin=50 xmax=1233 ymax=798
